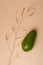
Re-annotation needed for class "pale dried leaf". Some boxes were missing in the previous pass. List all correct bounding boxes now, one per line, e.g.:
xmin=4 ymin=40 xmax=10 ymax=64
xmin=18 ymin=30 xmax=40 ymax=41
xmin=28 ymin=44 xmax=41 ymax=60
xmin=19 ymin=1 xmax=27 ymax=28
xmin=15 ymin=10 xmax=19 ymax=24
xmin=21 ymin=8 xmax=25 ymax=17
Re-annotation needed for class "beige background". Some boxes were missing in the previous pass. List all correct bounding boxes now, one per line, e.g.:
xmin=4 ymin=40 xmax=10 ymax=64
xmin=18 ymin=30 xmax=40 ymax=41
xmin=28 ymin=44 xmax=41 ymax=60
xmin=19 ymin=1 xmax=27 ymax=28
xmin=0 ymin=0 xmax=43 ymax=65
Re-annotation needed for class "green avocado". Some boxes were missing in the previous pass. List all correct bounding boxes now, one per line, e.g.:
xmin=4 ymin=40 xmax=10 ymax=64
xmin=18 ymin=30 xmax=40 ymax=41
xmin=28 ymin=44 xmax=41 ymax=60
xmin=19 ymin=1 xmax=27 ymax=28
xmin=22 ymin=30 xmax=37 ymax=52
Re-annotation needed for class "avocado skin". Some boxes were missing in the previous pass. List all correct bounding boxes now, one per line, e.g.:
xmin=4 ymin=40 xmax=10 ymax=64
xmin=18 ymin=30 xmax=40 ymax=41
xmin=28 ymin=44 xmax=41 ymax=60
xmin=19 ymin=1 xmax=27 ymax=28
xmin=22 ymin=30 xmax=37 ymax=52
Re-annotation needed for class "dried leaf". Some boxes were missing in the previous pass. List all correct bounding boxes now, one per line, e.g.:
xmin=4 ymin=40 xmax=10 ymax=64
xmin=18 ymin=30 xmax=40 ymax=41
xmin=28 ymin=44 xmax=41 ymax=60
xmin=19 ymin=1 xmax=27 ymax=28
xmin=15 ymin=10 xmax=19 ymax=24
xmin=28 ymin=11 xmax=36 ymax=17
xmin=5 ymin=34 xmax=9 ymax=41
xmin=21 ymin=8 xmax=25 ymax=17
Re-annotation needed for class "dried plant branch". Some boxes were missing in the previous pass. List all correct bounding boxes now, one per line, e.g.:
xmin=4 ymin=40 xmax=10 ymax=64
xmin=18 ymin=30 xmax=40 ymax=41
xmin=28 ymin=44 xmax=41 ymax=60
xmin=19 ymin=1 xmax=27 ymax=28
xmin=8 ymin=9 xmax=25 ymax=65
